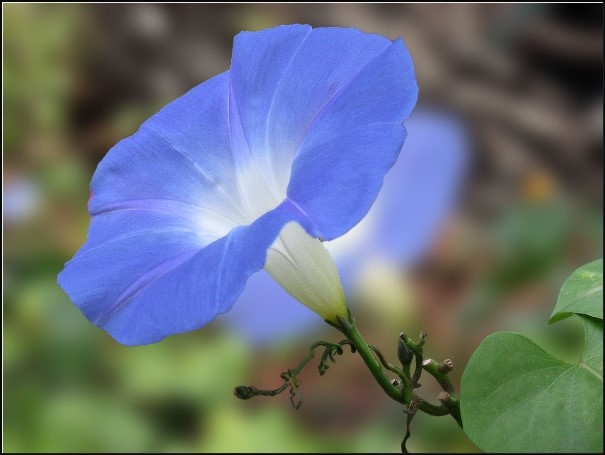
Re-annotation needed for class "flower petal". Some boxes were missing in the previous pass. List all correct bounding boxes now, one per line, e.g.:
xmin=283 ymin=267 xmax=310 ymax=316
xmin=288 ymin=123 xmax=406 ymax=240
xmin=88 ymin=71 xmax=249 ymax=228
xmin=287 ymin=38 xmax=418 ymax=239
xmin=58 ymin=212 xmax=203 ymax=327
xmin=229 ymin=25 xmax=404 ymax=206
xmin=227 ymin=24 xmax=311 ymax=197
xmin=59 ymin=200 xmax=312 ymax=345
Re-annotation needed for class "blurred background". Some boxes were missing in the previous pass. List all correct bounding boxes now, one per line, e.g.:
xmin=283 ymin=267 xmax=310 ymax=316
xmin=3 ymin=3 xmax=603 ymax=452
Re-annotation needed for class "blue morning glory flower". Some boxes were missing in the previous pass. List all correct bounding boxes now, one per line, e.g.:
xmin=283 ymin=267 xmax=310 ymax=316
xmin=58 ymin=24 xmax=418 ymax=346
xmin=221 ymin=108 xmax=470 ymax=343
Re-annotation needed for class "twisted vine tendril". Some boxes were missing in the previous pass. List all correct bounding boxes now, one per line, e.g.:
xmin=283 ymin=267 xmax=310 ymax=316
xmin=233 ymin=339 xmax=356 ymax=409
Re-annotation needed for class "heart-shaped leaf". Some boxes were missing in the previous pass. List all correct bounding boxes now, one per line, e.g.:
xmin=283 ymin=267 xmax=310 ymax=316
xmin=461 ymin=258 xmax=603 ymax=453
xmin=550 ymin=259 xmax=603 ymax=323
xmin=461 ymin=317 xmax=602 ymax=452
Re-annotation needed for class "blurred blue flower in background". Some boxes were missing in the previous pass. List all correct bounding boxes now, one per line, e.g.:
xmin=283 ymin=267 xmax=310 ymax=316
xmin=3 ymin=176 xmax=42 ymax=224
xmin=58 ymin=24 xmax=419 ymax=345
xmin=222 ymin=108 xmax=470 ymax=342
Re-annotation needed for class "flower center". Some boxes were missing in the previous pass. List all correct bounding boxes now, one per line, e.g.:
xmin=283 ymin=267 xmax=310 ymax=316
xmin=235 ymin=158 xmax=287 ymax=223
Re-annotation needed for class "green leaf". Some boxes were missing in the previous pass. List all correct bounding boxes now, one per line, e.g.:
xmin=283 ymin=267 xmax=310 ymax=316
xmin=581 ymin=316 xmax=603 ymax=380
xmin=550 ymin=259 xmax=603 ymax=323
xmin=461 ymin=317 xmax=603 ymax=453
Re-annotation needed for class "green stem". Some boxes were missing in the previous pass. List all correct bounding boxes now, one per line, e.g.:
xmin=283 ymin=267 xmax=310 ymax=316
xmin=368 ymin=344 xmax=406 ymax=382
xmin=438 ymin=392 xmax=463 ymax=427
xmin=421 ymin=359 xmax=462 ymax=427
xmin=418 ymin=399 xmax=448 ymax=416
xmin=328 ymin=312 xmax=463 ymax=429
xmin=333 ymin=315 xmax=405 ymax=403
xmin=422 ymin=358 xmax=456 ymax=394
